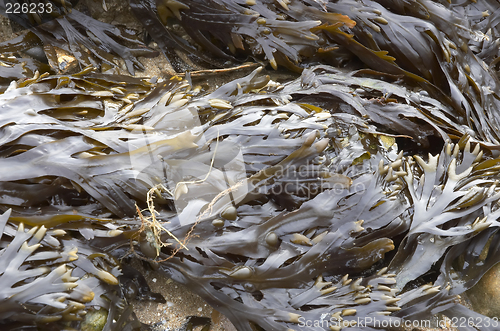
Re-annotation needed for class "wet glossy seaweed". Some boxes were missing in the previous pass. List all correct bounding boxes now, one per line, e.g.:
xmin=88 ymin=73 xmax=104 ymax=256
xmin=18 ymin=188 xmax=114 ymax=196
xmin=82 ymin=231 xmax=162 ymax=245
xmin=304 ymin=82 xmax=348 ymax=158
xmin=0 ymin=1 xmax=157 ymax=75
xmin=1 ymin=1 xmax=500 ymax=331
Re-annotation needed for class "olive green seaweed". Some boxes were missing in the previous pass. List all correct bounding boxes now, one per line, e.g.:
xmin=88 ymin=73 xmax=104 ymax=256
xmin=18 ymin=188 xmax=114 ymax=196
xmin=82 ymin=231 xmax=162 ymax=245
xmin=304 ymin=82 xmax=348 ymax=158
xmin=1 ymin=1 xmax=500 ymax=331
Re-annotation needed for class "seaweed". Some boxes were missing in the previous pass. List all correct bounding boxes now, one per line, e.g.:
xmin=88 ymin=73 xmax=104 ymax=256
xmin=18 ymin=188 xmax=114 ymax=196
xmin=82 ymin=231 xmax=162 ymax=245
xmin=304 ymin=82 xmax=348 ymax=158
xmin=0 ymin=56 xmax=52 ymax=92
xmin=0 ymin=68 xmax=159 ymax=218
xmin=121 ymin=68 xmax=500 ymax=330
xmin=389 ymin=136 xmax=500 ymax=289
xmin=320 ymin=0 xmax=500 ymax=146
xmin=0 ymin=208 xmax=147 ymax=330
xmin=129 ymin=0 xmax=238 ymax=70
xmin=130 ymin=0 xmax=355 ymax=70
xmin=2 ymin=1 xmax=500 ymax=330
xmin=0 ymin=2 xmax=158 ymax=74
xmin=148 ymin=162 xmax=406 ymax=330
xmin=133 ymin=0 xmax=500 ymax=147
xmin=1 ymin=62 xmax=500 ymax=329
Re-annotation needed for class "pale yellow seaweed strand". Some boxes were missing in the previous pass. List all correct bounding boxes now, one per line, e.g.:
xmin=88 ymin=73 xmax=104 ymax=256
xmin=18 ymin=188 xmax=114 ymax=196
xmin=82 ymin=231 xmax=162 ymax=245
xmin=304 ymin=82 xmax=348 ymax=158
xmin=144 ymin=125 xmax=221 ymax=252
xmin=197 ymin=180 xmax=244 ymax=221
xmin=146 ymin=184 xmax=188 ymax=250
xmin=141 ymin=128 xmax=232 ymax=260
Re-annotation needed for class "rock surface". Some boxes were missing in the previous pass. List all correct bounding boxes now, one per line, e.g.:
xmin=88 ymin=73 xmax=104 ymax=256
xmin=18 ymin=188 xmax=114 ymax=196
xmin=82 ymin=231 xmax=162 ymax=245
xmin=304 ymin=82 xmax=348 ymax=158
xmin=130 ymin=259 xmax=235 ymax=331
xmin=467 ymin=262 xmax=500 ymax=319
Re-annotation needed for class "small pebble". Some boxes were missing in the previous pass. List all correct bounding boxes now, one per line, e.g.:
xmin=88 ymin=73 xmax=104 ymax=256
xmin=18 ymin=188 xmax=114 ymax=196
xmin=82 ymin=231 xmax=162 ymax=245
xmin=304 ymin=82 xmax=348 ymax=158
xmin=152 ymin=278 xmax=157 ymax=283
xmin=198 ymin=307 xmax=202 ymax=312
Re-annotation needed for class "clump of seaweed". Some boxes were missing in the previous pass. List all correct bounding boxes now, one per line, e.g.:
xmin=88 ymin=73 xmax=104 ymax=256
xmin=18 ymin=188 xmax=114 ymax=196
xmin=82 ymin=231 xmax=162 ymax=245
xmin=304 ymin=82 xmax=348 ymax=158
xmin=390 ymin=135 xmax=500 ymax=289
xmin=0 ymin=55 xmax=52 ymax=92
xmin=1 ymin=60 xmax=500 ymax=329
xmin=0 ymin=209 xmax=79 ymax=324
xmin=0 ymin=208 xmax=148 ymax=330
xmin=0 ymin=67 xmax=159 ymax=218
xmin=130 ymin=0 xmax=356 ymax=70
xmin=132 ymin=0 xmax=500 ymax=147
xmin=123 ymin=67 xmax=500 ymax=330
xmin=0 ymin=1 xmax=157 ymax=74
xmin=318 ymin=0 xmax=500 ymax=146
xmin=1 ymin=1 xmax=500 ymax=330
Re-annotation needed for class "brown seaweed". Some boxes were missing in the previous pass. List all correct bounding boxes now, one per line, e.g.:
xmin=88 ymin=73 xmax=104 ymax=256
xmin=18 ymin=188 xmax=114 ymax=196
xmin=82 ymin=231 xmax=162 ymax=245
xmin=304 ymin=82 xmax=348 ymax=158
xmin=322 ymin=0 xmax=500 ymax=146
xmin=1 ymin=1 xmax=500 ymax=330
xmin=0 ymin=208 xmax=147 ymax=330
xmin=0 ymin=2 xmax=158 ymax=74
xmin=0 ymin=62 xmax=500 ymax=330
xmin=0 ymin=55 xmax=52 ymax=92
xmin=134 ymin=0 xmax=500 ymax=148
xmin=130 ymin=0 xmax=355 ymax=70
xmin=389 ymin=135 xmax=500 ymax=289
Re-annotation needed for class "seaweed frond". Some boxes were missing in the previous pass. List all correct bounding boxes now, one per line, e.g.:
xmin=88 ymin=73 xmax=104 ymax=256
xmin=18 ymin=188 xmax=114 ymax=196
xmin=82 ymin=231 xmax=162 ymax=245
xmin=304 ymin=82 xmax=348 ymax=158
xmin=390 ymin=135 xmax=500 ymax=289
